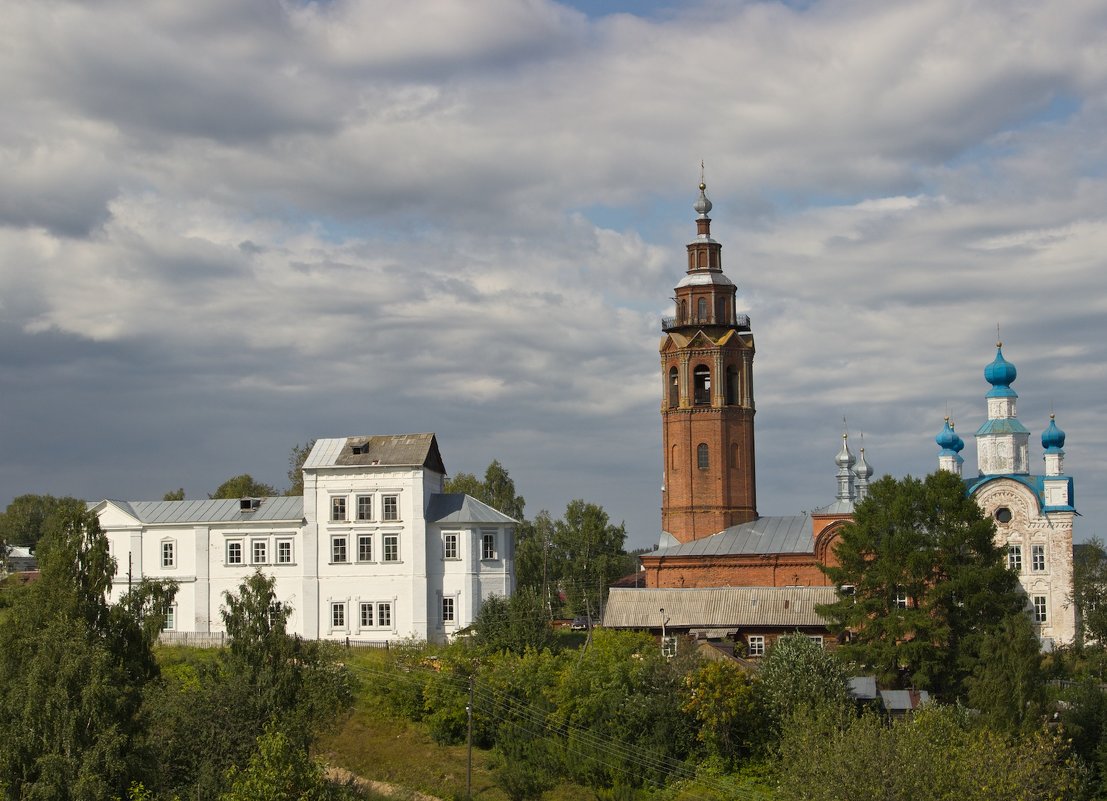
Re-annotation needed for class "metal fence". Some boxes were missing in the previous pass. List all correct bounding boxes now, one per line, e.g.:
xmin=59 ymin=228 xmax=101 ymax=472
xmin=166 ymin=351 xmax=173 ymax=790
xmin=344 ymin=637 xmax=390 ymax=650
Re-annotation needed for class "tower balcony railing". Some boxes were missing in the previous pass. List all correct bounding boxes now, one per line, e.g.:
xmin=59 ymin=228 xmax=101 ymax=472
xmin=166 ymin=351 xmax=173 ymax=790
xmin=661 ymin=313 xmax=750 ymax=332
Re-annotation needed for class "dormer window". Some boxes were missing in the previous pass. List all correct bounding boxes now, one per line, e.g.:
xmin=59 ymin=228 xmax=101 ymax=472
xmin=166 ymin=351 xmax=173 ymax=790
xmin=350 ymin=439 xmax=370 ymax=455
xmin=239 ymin=498 xmax=261 ymax=512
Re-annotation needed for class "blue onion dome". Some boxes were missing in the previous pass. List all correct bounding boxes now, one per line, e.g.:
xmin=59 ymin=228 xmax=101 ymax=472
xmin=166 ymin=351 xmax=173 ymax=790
xmin=984 ymin=342 xmax=1018 ymax=397
xmin=936 ymin=417 xmax=965 ymax=454
xmin=1042 ymin=414 xmax=1066 ymax=451
xmin=836 ymin=433 xmax=855 ymax=468
xmin=693 ymin=182 xmax=712 ymax=217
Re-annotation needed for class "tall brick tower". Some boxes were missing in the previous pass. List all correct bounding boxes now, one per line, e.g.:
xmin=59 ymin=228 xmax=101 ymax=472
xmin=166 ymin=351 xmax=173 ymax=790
xmin=660 ymin=180 xmax=757 ymax=543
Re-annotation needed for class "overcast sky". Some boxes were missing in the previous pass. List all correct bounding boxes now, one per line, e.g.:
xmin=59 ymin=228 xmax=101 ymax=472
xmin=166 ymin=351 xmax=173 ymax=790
xmin=2 ymin=0 xmax=1105 ymax=548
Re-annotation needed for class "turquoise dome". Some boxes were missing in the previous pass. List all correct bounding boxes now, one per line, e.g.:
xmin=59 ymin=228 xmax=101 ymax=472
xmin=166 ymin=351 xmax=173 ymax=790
xmin=1042 ymin=415 xmax=1066 ymax=452
xmin=984 ymin=344 xmax=1017 ymax=398
xmin=936 ymin=418 xmax=965 ymax=454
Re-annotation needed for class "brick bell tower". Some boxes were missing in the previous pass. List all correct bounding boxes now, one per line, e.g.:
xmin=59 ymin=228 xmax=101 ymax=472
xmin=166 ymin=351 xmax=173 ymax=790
xmin=660 ymin=179 xmax=757 ymax=543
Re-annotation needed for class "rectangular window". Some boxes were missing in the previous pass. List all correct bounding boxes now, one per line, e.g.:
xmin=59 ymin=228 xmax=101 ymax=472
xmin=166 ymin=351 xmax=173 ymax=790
xmin=1033 ymin=595 xmax=1048 ymax=623
xmin=894 ymin=589 xmax=908 ymax=609
xmin=747 ymin=635 xmax=765 ymax=657
xmin=443 ymin=533 xmax=458 ymax=560
xmin=807 ymin=635 xmax=824 ymax=647
xmin=443 ymin=597 xmax=455 ymax=625
xmin=358 ymin=535 xmax=373 ymax=562
xmin=276 ymin=539 xmax=293 ymax=564
xmin=356 ymin=495 xmax=373 ymax=521
xmin=226 ymin=540 xmax=243 ymax=565
xmin=162 ymin=604 xmax=176 ymax=631
xmin=360 ymin=602 xmax=374 ymax=628
xmin=482 ymin=532 xmax=496 ymax=561
xmin=161 ymin=541 xmax=175 ymax=569
xmin=331 ymin=496 xmax=347 ymax=522
xmin=383 ymin=495 xmax=399 ymax=521
xmin=331 ymin=536 xmax=348 ymax=564
xmin=331 ymin=602 xmax=346 ymax=630
xmin=383 ymin=534 xmax=399 ymax=562
xmin=252 ymin=540 xmax=268 ymax=565
xmin=1008 ymin=544 xmax=1022 ymax=571
xmin=377 ymin=602 xmax=392 ymax=627
xmin=1032 ymin=544 xmax=1046 ymax=572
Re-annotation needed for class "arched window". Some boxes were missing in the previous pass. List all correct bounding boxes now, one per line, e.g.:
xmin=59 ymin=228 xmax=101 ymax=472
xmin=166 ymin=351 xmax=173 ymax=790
xmin=697 ymin=298 xmax=708 ymax=322
xmin=671 ymin=445 xmax=679 ymax=470
xmin=678 ymin=300 xmax=686 ymax=323
xmin=730 ymin=443 xmax=739 ymax=468
xmin=697 ymin=443 xmax=709 ymax=470
xmin=693 ymin=365 xmax=711 ymax=405
xmin=725 ymin=366 xmax=739 ymax=405
xmin=716 ymin=297 xmax=727 ymax=325
xmin=668 ymin=367 xmax=679 ymax=407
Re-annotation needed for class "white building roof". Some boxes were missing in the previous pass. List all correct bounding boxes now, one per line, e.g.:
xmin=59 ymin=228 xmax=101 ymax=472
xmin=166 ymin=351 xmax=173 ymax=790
xmin=92 ymin=496 xmax=304 ymax=524
xmin=425 ymin=494 xmax=517 ymax=524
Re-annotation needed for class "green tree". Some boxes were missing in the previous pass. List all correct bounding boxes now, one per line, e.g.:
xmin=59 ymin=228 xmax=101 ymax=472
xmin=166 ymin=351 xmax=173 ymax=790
xmin=286 ymin=440 xmax=316 ymax=496
xmin=162 ymin=488 xmax=185 ymax=501
xmin=820 ymin=471 xmax=1024 ymax=696
xmin=551 ymin=500 xmax=627 ymax=618
xmin=220 ymin=726 xmax=330 ymax=801
xmin=444 ymin=459 xmax=526 ymax=521
xmin=1073 ymin=538 xmax=1107 ymax=647
xmin=0 ymin=501 xmax=175 ymax=801
xmin=0 ymin=493 xmax=75 ymax=550
xmin=145 ymin=571 xmax=352 ymax=798
xmin=776 ymin=704 xmax=1085 ymax=801
xmin=490 ymin=723 xmax=556 ymax=801
xmin=966 ymin=612 xmax=1046 ymax=734
xmin=515 ymin=510 xmax=555 ymax=603
xmin=210 ymin=474 xmax=278 ymax=499
xmin=473 ymin=587 xmax=554 ymax=653
xmin=758 ymin=633 xmax=849 ymax=732
xmin=681 ymin=659 xmax=759 ymax=763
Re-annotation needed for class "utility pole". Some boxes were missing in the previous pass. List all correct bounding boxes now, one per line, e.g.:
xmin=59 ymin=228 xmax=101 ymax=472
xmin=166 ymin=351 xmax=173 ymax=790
xmin=466 ymin=673 xmax=474 ymax=800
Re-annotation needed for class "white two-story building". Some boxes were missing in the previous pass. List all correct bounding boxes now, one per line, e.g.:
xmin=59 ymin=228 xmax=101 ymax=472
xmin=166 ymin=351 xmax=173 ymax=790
xmin=93 ymin=433 xmax=516 ymax=643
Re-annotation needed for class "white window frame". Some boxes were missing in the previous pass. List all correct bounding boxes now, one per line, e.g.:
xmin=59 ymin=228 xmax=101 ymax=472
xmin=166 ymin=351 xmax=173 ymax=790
xmin=162 ymin=604 xmax=176 ymax=631
xmin=331 ymin=536 xmax=348 ymax=564
xmin=382 ymin=495 xmax=399 ymax=521
xmin=252 ymin=539 xmax=268 ymax=565
xmin=331 ymin=602 xmax=346 ymax=631
xmin=276 ymin=538 xmax=294 ymax=564
xmin=226 ymin=540 xmax=244 ymax=566
xmin=357 ymin=534 xmax=373 ymax=563
xmin=894 ymin=589 xmax=908 ymax=609
xmin=383 ymin=534 xmax=399 ymax=563
xmin=360 ymin=601 xmax=374 ymax=628
xmin=1008 ymin=544 xmax=1022 ymax=572
xmin=377 ymin=602 xmax=392 ymax=628
xmin=747 ymin=635 xmax=765 ymax=657
xmin=356 ymin=495 xmax=373 ymax=521
xmin=481 ymin=531 xmax=497 ymax=561
xmin=161 ymin=539 xmax=176 ymax=569
xmin=1033 ymin=595 xmax=1048 ymax=623
xmin=1032 ymin=544 xmax=1046 ymax=572
xmin=807 ymin=635 xmax=824 ymax=647
xmin=443 ymin=533 xmax=459 ymax=560
xmin=443 ymin=596 xmax=455 ymax=625
xmin=331 ymin=496 xmax=347 ymax=522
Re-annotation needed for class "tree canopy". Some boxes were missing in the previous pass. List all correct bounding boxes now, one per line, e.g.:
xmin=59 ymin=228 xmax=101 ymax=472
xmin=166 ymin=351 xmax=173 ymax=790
xmin=819 ymin=470 xmax=1025 ymax=697
xmin=286 ymin=440 xmax=316 ymax=496
xmin=1073 ymin=538 xmax=1107 ymax=647
xmin=0 ymin=493 xmax=79 ymax=551
xmin=444 ymin=459 xmax=526 ymax=521
xmin=210 ymin=474 xmax=278 ymax=499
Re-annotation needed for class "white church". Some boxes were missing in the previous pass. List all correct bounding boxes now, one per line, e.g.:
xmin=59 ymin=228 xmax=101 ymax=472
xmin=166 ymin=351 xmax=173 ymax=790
xmin=93 ymin=433 xmax=516 ymax=643
xmin=936 ymin=343 xmax=1076 ymax=647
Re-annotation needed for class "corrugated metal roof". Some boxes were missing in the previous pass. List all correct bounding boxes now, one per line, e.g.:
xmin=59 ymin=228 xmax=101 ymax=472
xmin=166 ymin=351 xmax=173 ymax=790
xmin=652 ymin=515 xmax=814 ymax=558
xmin=303 ymin=433 xmax=445 ymax=473
xmin=97 ymin=496 xmax=304 ymax=524
xmin=879 ymin=689 xmax=930 ymax=711
xmin=602 ymin=586 xmax=837 ymax=629
xmin=425 ymin=494 xmax=517 ymax=524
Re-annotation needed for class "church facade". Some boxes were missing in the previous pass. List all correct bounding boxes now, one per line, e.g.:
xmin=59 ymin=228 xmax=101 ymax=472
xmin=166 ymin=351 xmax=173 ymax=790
xmin=93 ymin=433 xmax=516 ymax=644
xmin=935 ymin=346 xmax=1076 ymax=647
